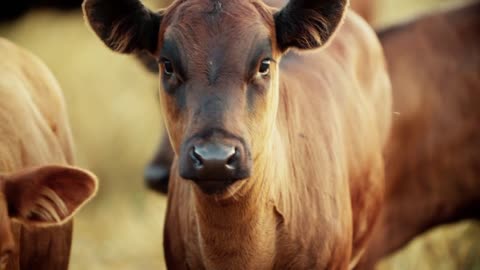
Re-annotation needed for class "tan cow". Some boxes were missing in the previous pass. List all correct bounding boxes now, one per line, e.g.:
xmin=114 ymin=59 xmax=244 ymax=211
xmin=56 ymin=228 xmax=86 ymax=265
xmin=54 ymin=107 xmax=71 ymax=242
xmin=84 ymin=0 xmax=391 ymax=269
xmin=357 ymin=2 xmax=480 ymax=268
xmin=0 ymin=38 xmax=98 ymax=270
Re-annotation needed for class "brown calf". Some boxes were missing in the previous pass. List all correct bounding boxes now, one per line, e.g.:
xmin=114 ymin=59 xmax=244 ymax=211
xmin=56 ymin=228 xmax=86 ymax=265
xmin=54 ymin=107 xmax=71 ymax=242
xmin=142 ymin=0 xmax=378 ymax=194
xmin=358 ymin=2 xmax=480 ymax=268
xmin=0 ymin=38 xmax=98 ymax=270
xmin=84 ymin=0 xmax=391 ymax=268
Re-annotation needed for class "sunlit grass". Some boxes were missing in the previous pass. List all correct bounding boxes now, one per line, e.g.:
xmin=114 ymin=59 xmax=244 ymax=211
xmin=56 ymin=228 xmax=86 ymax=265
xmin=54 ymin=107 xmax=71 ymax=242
xmin=0 ymin=0 xmax=478 ymax=269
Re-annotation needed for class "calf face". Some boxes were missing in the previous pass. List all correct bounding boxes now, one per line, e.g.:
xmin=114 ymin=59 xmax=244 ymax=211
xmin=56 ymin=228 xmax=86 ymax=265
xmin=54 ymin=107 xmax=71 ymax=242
xmin=84 ymin=0 xmax=346 ymax=194
xmin=0 ymin=165 xmax=97 ymax=269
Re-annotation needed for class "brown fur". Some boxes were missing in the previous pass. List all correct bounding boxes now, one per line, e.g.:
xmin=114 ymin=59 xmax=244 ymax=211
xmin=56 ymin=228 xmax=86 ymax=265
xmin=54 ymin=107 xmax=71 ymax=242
xmin=83 ymin=0 xmax=390 ymax=268
xmin=162 ymin=7 xmax=390 ymax=270
xmin=0 ymin=38 xmax=98 ymax=270
xmin=82 ymin=0 xmax=162 ymax=53
xmin=139 ymin=0 xmax=378 ymax=196
xmin=357 ymin=2 xmax=480 ymax=268
xmin=134 ymin=0 xmax=376 ymax=74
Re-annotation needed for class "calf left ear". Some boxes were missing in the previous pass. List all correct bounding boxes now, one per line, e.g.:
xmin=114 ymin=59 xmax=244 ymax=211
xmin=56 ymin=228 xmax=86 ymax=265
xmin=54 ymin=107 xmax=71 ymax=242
xmin=82 ymin=0 xmax=163 ymax=54
xmin=4 ymin=165 xmax=98 ymax=226
xmin=274 ymin=0 xmax=348 ymax=52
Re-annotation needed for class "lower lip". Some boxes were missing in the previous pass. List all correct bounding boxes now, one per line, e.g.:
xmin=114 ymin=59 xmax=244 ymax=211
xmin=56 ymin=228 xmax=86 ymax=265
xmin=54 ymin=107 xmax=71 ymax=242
xmin=195 ymin=180 xmax=233 ymax=194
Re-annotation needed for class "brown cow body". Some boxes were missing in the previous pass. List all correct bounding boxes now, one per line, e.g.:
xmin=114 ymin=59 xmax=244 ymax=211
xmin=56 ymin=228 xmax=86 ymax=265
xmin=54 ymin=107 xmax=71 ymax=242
xmin=358 ymin=2 xmax=480 ymax=268
xmin=0 ymin=38 xmax=97 ymax=270
xmin=83 ymin=0 xmax=390 ymax=268
xmin=162 ymin=10 xmax=391 ymax=270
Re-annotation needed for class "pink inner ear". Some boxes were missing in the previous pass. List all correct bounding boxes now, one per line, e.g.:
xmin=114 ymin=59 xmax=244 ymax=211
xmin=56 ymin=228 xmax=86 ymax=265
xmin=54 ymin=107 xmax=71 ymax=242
xmin=4 ymin=165 xmax=98 ymax=224
xmin=40 ymin=168 xmax=97 ymax=218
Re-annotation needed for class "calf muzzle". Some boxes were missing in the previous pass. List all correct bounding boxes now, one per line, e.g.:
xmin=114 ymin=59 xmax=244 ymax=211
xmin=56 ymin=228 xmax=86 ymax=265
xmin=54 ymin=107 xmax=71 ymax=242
xmin=180 ymin=140 xmax=251 ymax=194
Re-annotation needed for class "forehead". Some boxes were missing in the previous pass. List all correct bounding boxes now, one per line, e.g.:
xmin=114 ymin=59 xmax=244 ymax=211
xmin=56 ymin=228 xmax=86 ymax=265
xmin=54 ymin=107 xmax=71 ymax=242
xmin=162 ymin=0 xmax=273 ymax=55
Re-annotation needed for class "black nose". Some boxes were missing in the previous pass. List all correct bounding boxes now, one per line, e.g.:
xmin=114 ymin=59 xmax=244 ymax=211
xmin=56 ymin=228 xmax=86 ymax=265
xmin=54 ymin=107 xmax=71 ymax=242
xmin=190 ymin=143 xmax=237 ymax=178
xmin=179 ymin=141 xmax=251 ymax=193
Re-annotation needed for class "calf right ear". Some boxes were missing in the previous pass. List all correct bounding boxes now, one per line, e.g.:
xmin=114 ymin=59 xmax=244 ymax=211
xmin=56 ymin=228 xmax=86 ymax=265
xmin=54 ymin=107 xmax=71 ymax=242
xmin=82 ymin=0 xmax=163 ymax=54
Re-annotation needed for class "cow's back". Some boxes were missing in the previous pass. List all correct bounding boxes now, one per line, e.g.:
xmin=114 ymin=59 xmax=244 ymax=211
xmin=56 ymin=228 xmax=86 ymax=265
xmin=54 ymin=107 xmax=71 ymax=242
xmin=0 ymin=38 xmax=75 ymax=270
xmin=381 ymin=1 xmax=480 ymax=230
xmin=357 ymin=3 xmax=480 ymax=267
xmin=380 ymin=1 xmax=480 ymax=162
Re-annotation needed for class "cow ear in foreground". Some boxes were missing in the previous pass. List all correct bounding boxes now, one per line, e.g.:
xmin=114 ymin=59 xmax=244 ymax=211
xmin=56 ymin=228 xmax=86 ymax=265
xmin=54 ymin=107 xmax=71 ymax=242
xmin=274 ymin=0 xmax=348 ymax=52
xmin=4 ymin=165 xmax=98 ymax=226
xmin=82 ymin=0 xmax=163 ymax=54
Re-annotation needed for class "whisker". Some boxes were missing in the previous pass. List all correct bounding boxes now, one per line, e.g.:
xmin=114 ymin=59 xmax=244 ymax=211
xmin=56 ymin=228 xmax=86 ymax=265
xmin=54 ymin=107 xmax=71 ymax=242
xmin=226 ymin=186 xmax=238 ymax=202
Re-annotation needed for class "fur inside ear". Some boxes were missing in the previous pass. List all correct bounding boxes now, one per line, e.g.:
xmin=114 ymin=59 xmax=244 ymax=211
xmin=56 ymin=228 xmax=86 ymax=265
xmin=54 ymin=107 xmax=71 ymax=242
xmin=82 ymin=0 xmax=163 ymax=53
xmin=274 ymin=0 xmax=348 ymax=52
xmin=4 ymin=165 xmax=98 ymax=226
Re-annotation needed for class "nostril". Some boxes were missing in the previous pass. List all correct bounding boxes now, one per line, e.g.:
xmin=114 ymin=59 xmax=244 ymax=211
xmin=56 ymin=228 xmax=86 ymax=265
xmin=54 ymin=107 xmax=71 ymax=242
xmin=190 ymin=147 xmax=204 ymax=168
xmin=226 ymin=147 xmax=238 ymax=168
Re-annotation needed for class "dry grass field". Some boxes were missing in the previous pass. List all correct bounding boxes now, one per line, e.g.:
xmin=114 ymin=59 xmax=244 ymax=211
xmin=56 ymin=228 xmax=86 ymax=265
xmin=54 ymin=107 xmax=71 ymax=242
xmin=0 ymin=0 xmax=478 ymax=269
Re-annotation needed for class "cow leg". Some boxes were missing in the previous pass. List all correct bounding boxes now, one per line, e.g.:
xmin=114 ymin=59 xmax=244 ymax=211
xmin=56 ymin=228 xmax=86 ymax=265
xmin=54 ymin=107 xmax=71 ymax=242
xmin=144 ymin=135 xmax=174 ymax=194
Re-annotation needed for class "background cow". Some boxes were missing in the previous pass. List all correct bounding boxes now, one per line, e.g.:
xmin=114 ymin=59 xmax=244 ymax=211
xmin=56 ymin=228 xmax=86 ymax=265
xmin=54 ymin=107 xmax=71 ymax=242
xmin=0 ymin=38 xmax=98 ymax=270
xmin=357 ymin=2 xmax=480 ymax=268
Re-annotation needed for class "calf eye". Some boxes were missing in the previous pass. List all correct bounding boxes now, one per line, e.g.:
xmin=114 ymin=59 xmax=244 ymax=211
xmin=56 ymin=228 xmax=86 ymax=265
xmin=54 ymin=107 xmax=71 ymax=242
xmin=161 ymin=59 xmax=174 ymax=76
xmin=259 ymin=59 xmax=271 ymax=76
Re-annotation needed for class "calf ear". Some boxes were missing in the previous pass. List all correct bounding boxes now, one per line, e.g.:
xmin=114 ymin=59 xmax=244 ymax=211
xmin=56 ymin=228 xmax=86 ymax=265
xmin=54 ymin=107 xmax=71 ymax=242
xmin=82 ymin=0 xmax=163 ymax=54
xmin=274 ymin=0 xmax=348 ymax=52
xmin=4 ymin=165 xmax=98 ymax=227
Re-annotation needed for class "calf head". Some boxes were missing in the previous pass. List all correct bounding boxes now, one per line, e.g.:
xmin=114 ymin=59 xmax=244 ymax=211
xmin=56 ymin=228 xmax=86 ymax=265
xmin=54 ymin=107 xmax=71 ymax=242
xmin=0 ymin=165 xmax=98 ymax=269
xmin=84 ymin=0 xmax=347 ymax=194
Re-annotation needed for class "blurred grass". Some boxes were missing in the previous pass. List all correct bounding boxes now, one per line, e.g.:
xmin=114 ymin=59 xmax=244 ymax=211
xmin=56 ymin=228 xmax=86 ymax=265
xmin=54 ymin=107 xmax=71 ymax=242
xmin=0 ymin=0 xmax=478 ymax=269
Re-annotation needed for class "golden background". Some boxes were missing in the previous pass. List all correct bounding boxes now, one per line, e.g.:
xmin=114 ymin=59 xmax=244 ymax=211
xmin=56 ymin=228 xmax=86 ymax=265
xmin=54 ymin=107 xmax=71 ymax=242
xmin=0 ymin=0 xmax=478 ymax=269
